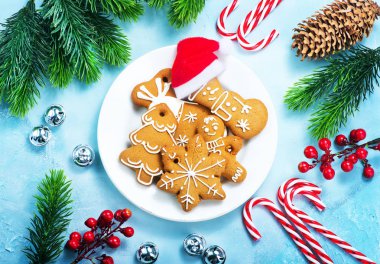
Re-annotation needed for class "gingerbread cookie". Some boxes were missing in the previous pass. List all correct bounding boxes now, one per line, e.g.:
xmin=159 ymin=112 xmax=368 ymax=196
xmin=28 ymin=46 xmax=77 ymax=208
xmin=119 ymin=145 xmax=163 ymax=185
xmin=198 ymin=115 xmax=247 ymax=183
xmin=157 ymin=135 xmax=226 ymax=212
xmin=188 ymin=78 xmax=268 ymax=140
xmin=130 ymin=103 xmax=177 ymax=154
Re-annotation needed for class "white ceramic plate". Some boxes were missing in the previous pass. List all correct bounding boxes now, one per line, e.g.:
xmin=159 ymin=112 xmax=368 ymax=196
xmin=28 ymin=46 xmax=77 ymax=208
xmin=98 ymin=46 xmax=278 ymax=222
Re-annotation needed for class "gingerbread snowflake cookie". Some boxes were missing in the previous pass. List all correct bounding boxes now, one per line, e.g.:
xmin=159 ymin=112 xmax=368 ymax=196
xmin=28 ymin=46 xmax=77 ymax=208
xmin=198 ymin=115 xmax=247 ymax=183
xmin=188 ymin=78 xmax=268 ymax=140
xmin=157 ymin=135 xmax=226 ymax=212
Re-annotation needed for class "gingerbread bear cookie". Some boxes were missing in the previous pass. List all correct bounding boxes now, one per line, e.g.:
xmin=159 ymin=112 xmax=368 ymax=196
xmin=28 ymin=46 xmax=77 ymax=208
xmin=188 ymin=78 xmax=268 ymax=140
xmin=119 ymin=145 xmax=163 ymax=185
xmin=157 ymin=134 xmax=226 ymax=212
xmin=198 ymin=115 xmax=247 ymax=183
xmin=131 ymin=68 xmax=210 ymax=144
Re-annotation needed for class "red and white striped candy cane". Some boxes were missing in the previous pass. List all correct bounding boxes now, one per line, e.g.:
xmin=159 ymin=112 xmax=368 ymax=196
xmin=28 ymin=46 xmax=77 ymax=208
xmin=284 ymin=187 xmax=334 ymax=264
xmin=285 ymin=185 xmax=376 ymax=264
xmin=217 ymin=0 xmax=239 ymax=40
xmin=243 ymin=197 xmax=321 ymax=264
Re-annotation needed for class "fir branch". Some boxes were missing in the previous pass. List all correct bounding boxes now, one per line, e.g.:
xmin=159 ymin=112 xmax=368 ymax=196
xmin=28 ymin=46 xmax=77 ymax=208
xmin=23 ymin=170 xmax=73 ymax=264
xmin=41 ymin=0 xmax=102 ymax=84
xmin=86 ymin=12 xmax=131 ymax=66
xmin=85 ymin=0 xmax=144 ymax=21
xmin=0 ymin=0 xmax=49 ymax=117
xmin=168 ymin=0 xmax=206 ymax=28
xmin=147 ymin=0 xmax=168 ymax=9
xmin=284 ymin=45 xmax=380 ymax=139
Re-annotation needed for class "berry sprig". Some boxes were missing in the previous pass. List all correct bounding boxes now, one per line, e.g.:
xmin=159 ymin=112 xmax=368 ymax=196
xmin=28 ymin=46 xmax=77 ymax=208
xmin=66 ymin=209 xmax=134 ymax=264
xmin=298 ymin=129 xmax=380 ymax=180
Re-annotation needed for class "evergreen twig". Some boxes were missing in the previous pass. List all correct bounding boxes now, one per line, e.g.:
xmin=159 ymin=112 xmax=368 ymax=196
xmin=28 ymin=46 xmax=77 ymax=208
xmin=85 ymin=0 xmax=144 ymax=21
xmin=168 ymin=0 xmax=206 ymax=28
xmin=284 ymin=45 xmax=380 ymax=139
xmin=23 ymin=170 xmax=73 ymax=264
xmin=147 ymin=0 xmax=168 ymax=9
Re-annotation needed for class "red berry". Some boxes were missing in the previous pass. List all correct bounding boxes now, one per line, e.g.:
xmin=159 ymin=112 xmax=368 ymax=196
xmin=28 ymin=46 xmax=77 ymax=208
xmin=341 ymin=160 xmax=354 ymax=172
xmin=323 ymin=167 xmax=335 ymax=180
xmin=102 ymin=256 xmax=114 ymax=264
xmin=66 ymin=239 xmax=80 ymax=250
xmin=347 ymin=154 xmax=358 ymax=164
xmin=363 ymin=166 xmax=375 ymax=179
xmin=375 ymin=143 xmax=380 ymax=150
xmin=320 ymin=154 xmax=330 ymax=163
xmin=349 ymin=129 xmax=358 ymax=141
xmin=69 ymin=232 xmax=81 ymax=241
xmin=354 ymin=129 xmax=366 ymax=141
xmin=85 ymin=218 xmax=97 ymax=228
xmin=335 ymin=134 xmax=348 ymax=146
xmin=114 ymin=209 xmax=123 ymax=222
xmin=318 ymin=138 xmax=331 ymax=151
xmin=121 ymin=227 xmax=134 ymax=237
xmin=83 ymin=231 xmax=95 ymax=243
xmin=356 ymin=148 xmax=368 ymax=160
xmin=304 ymin=146 xmax=318 ymax=159
xmin=298 ymin=162 xmax=310 ymax=173
xmin=107 ymin=236 xmax=121 ymax=248
xmin=319 ymin=163 xmax=331 ymax=172
xmin=100 ymin=210 xmax=114 ymax=223
xmin=121 ymin=208 xmax=132 ymax=221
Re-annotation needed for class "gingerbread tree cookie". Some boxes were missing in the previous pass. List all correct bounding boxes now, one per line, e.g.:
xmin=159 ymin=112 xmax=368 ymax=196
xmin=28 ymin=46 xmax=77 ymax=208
xmin=198 ymin=115 xmax=247 ymax=183
xmin=157 ymin=135 xmax=226 ymax=212
xmin=188 ymin=78 xmax=268 ymax=140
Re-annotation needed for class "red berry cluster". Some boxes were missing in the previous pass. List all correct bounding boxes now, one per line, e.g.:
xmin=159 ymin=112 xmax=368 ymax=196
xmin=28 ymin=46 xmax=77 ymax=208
xmin=67 ymin=209 xmax=134 ymax=264
xmin=298 ymin=129 xmax=380 ymax=180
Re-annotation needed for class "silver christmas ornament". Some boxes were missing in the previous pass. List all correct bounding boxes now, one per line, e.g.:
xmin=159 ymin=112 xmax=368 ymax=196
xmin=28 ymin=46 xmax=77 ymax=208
xmin=136 ymin=242 xmax=159 ymax=264
xmin=44 ymin=104 xmax=66 ymax=126
xmin=183 ymin=234 xmax=206 ymax=256
xmin=202 ymin=245 xmax=226 ymax=264
xmin=29 ymin=126 xmax=52 ymax=146
xmin=72 ymin=144 xmax=95 ymax=167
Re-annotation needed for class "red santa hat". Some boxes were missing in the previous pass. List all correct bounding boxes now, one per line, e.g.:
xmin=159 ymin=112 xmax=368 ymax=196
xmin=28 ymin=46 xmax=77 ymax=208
xmin=171 ymin=37 xmax=229 ymax=99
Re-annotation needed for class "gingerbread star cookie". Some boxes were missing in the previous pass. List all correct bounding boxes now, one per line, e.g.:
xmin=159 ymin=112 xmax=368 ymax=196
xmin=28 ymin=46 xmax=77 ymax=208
xmin=157 ymin=135 xmax=226 ymax=212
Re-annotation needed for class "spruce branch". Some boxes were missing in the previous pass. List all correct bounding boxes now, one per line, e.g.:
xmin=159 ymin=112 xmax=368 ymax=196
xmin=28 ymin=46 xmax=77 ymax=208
xmin=147 ymin=0 xmax=168 ymax=9
xmin=23 ymin=170 xmax=73 ymax=264
xmin=285 ymin=45 xmax=380 ymax=139
xmin=168 ymin=0 xmax=206 ymax=28
xmin=41 ymin=0 xmax=102 ymax=84
xmin=84 ymin=0 xmax=144 ymax=21
xmin=86 ymin=12 xmax=131 ymax=66
xmin=0 ymin=0 xmax=49 ymax=117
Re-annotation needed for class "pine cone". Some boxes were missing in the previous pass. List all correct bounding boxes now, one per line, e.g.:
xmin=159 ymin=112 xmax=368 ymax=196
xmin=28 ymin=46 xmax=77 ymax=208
xmin=292 ymin=0 xmax=380 ymax=60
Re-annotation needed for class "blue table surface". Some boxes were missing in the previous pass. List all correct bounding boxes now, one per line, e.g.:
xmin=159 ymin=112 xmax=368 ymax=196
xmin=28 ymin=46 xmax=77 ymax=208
xmin=1 ymin=0 xmax=379 ymax=263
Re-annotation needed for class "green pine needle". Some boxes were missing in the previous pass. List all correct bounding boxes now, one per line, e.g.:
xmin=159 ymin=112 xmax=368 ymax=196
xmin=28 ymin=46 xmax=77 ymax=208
xmin=86 ymin=12 xmax=131 ymax=66
xmin=23 ymin=170 xmax=73 ymax=264
xmin=85 ymin=0 xmax=144 ymax=21
xmin=285 ymin=45 xmax=380 ymax=139
xmin=168 ymin=0 xmax=205 ymax=28
xmin=0 ymin=0 xmax=49 ymax=117
xmin=41 ymin=0 xmax=102 ymax=84
xmin=147 ymin=0 xmax=168 ymax=9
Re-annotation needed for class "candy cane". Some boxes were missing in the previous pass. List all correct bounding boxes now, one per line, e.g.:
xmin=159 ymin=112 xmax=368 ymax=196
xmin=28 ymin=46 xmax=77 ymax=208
xmin=285 ymin=185 xmax=376 ymax=264
xmin=216 ymin=0 xmax=239 ymax=40
xmin=243 ymin=197 xmax=321 ymax=264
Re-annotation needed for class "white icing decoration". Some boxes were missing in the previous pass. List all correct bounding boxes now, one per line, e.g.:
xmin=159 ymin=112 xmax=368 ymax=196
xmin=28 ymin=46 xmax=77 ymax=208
xmin=168 ymin=152 xmax=177 ymax=159
xmin=211 ymin=91 xmax=232 ymax=122
xmin=232 ymin=167 xmax=244 ymax=182
xmin=209 ymin=88 xmax=219 ymax=95
xmin=176 ymin=135 xmax=189 ymax=146
xmin=232 ymin=107 xmax=237 ymax=112
xmin=226 ymin=102 xmax=231 ymax=107
xmin=233 ymin=96 xmax=252 ymax=114
xmin=120 ymin=157 xmax=162 ymax=185
xmin=206 ymin=138 xmax=225 ymax=155
xmin=183 ymin=112 xmax=198 ymax=123
xmin=202 ymin=92 xmax=207 ymax=96
xmin=236 ymin=119 xmax=251 ymax=133
xmin=208 ymin=97 xmax=216 ymax=101
xmin=207 ymin=87 xmax=211 ymax=91
xmin=141 ymin=105 xmax=177 ymax=134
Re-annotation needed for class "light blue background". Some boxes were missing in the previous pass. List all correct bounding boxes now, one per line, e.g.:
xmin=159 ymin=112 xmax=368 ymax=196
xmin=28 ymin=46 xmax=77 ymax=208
xmin=1 ymin=0 xmax=379 ymax=263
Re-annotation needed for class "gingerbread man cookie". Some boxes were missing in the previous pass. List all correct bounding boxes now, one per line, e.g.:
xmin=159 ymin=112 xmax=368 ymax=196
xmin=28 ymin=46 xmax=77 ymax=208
xmin=188 ymin=78 xmax=268 ymax=140
xmin=198 ymin=115 xmax=247 ymax=183
xmin=119 ymin=145 xmax=163 ymax=185
xmin=157 ymin=135 xmax=226 ymax=212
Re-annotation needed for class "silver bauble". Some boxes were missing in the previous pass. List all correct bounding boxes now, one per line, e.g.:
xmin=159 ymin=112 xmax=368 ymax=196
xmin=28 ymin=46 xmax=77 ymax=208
xmin=29 ymin=126 xmax=52 ymax=146
xmin=136 ymin=242 xmax=159 ymax=263
xmin=72 ymin=144 xmax=95 ymax=167
xmin=202 ymin=245 xmax=226 ymax=264
xmin=183 ymin=233 xmax=206 ymax=256
xmin=44 ymin=104 xmax=66 ymax=126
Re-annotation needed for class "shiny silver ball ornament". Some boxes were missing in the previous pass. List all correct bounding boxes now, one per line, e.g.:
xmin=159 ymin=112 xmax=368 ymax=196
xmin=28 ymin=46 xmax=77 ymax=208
xmin=44 ymin=104 xmax=66 ymax=126
xmin=29 ymin=126 xmax=52 ymax=146
xmin=136 ymin=242 xmax=159 ymax=263
xmin=72 ymin=144 xmax=95 ymax=167
xmin=183 ymin=234 xmax=206 ymax=256
xmin=202 ymin=245 xmax=226 ymax=264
